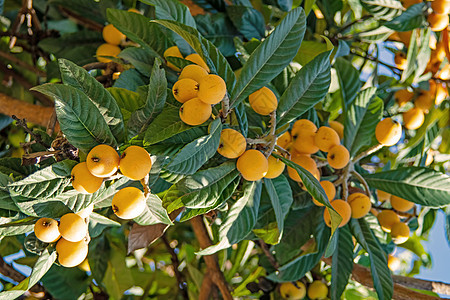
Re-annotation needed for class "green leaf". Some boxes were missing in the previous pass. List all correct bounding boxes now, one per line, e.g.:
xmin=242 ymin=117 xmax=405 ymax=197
xmin=198 ymin=181 xmax=262 ymax=255
xmin=263 ymin=176 xmax=293 ymax=243
xmin=135 ymin=193 xmax=172 ymax=225
xmin=385 ymin=3 xmax=427 ymax=32
xmin=163 ymin=161 xmax=240 ymax=212
xmin=103 ymin=241 xmax=134 ymax=297
xmin=88 ymin=212 xmax=121 ymax=238
xmin=0 ymin=217 xmax=36 ymax=237
xmin=128 ymin=59 xmax=167 ymax=137
xmin=349 ymin=218 xmax=393 ymax=300
xmin=234 ymin=102 xmax=249 ymax=137
xmin=343 ymin=88 xmax=383 ymax=156
xmin=144 ymin=106 xmax=193 ymax=145
xmin=226 ymin=5 xmax=265 ymax=40
xmin=31 ymin=84 xmax=117 ymax=153
xmin=229 ymin=7 xmax=306 ymax=108
xmin=41 ymin=265 xmax=89 ymax=300
xmin=107 ymin=87 xmax=144 ymax=125
xmin=0 ymin=158 xmax=37 ymax=178
xmin=0 ymin=248 xmax=57 ymax=300
xmin=118 ymin=47 xmax=155 ymax=76
xmin=360 ymin=0 xmax=403 ymax=20
xmin=152 ymin=20 xmax=236 ymax=91
xmin=113 ymin=69 xmax=147 ymax=92
xmin=363 ymin=167 xmax=450 ymax=207
xmin=142 ymin=0 xmax=196 ymax=28
xmin=8 ymin=160 xmax=76 ymax=200
xmin=331 ymin=226 xmax=353 ymax=300
xmin=277 ymin=51 xmax=332 ymax=128
xmin=165 ymin=118 xmax=222 ymax=174
xmin=334 ymin=57 xmax=361 ymax=111
xmin=58 ymin=58 xmax=125 ymax=143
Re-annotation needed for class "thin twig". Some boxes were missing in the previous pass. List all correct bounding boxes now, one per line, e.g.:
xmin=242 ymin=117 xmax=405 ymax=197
xmin=161 ymin=234 xmax=189 ymax=300
xmin=350 ymin=170 xmax=371 ymax=196
xmin=257 ymin=240 xmax=279 ymax=269
xmin=352 ymin=143 xmax=384 ymax=164
xmin=0 ymin=51 xmax=46 ymax=77
xmin=12 ymin=115 xmax=50 ymax=148
xmin=264 ymin=112 xmax=277 ymax=157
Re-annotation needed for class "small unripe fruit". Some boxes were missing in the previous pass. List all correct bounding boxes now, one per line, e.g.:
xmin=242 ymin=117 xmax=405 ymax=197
xmin=217 ymin=128 xmax=246 ymax=159
xmin=292 ymin=130 xmax=319 ymax=155
xmin=287 ymin=154 xmax=319 ymax=183
xmin=428 ymin=12 xmax=449 ymax=32
xmin=314 ymin=126 xmax=340 ymax=152
xmin=312 ymin=180 xmax=336 ymax=206
xmin=102 ymin=24 xmax=125 ymax=46
xmin=264 ymin=155 xmax=286 ymax=179
xmin=197 ymin=74 xmax=227 ymax=105
xmin=391 ymin=222 xmax=410 ymax=244
xmin=348 ymin=192 xmax=372 ymax=219
xmin=390 ymin=195 xmax=415 ymax=212
xmin=86 ymin=144 xmax=120 ymax=178
xmin=323 ymin=199 xmax=352 ymax=228
xmin=394 ymin=89 xmax=414 ymax=107
xmin=377 ymin=190 xmax=391 ymax=202
xmin=179 ymin=64 xmax=209 ymax=83
xmin=327 ymin=144 xmax=350 ymax=169
xmin=375 ymin=118 xmax=402 ymax=146
xmin=172 ymin=78 xmax=199 ymax=103
xmin=403 ymin=107 xmax=424 ymax=130
xmin=119 ymin=146 xmax=152 ymax=180
xmin=58 ymin=213 xmax=87 ymax=242
xmin=277 ymin=131 xmax=291 ymax=149
xmin=112 ymin=187 xmax=146 ymax=219
xmin=291 ymin=119 xmax=317 ymax=136
xmin=179 ymin=98 xmax=212 ymax=126
xmin=249 ymin=87 xmax=278 ymax=115
xmin=236 ymin=150 xmax=269 ymax=181
xmin=71 ymin=162 xmax=103 ymax=194
xmin=377 ymin=210 xmax=400 ymax=232
xmin=307 ymin=281 xmax=328 ymax=299
xmin=328 ymin=120 xmax=344 ymax=139
xmin=185 ymin=53 xmax=210 ymax=72
xmin=394 ymin=52 xmax=407 ymax=70
xmin=164 ymin=46 xmax=183 ymax=71
xmin=96 ymin=43 xmax=121 ymax=63
xmin=34 ymin=218 xmax=61 ymax=243
xmin=56 ymin=238 xmax=88 ymax=268
xmin=279 ymin=281 xmax=306 ymax=300
xmin=415 ymin=91 xmax=434 ymax=112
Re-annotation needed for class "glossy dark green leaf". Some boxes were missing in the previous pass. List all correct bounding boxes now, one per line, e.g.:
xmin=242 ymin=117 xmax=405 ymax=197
xmin=41 ymin=265 xmax=89 ymax=300
xmin=334 ymin=57 xmax=361 ymax=111
xmin=142 ymin=0 xmax=197 ymax=28
xmin=107 ymin=87 xmax=144 ymax=125
xmin=88 ymin=212 xmax=121 ymax=238
xmin=331 ymin=226 xmax=353 ymax=300
xmin=385 ymin=3 xmax=427 ymax=32
xmin=226 ymin=5 xmax=265 ymax=40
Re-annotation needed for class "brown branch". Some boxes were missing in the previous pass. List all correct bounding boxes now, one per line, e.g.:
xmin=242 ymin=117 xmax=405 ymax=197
xmin=257 ymin=240 xmax=279 ymax=269
xmin=0 ymin=51 xmax=46 ymax=77
xmin=190 ymin=216 xmax=232 ymax=300
xmin=0 ymin=92 xmax=59 ymax=131
xmin=161 ymin=234 xmax=189 ymax=300
xmin=12 ymin=115 xmax=50 ymax=148
xmin=0 ymin=255 xmax=45 ymax=294
xmin=199 ymin=272 xmax=214 ymax=300
xmin=392 ymin=275 xmax=450 ymax=296
xmin=58 ymin=7 xmax=103 ymax=32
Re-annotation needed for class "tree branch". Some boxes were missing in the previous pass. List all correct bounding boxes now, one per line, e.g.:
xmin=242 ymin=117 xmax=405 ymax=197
xmin=257 ymin=240 xmax=279 ymax=270
xmin=190 ymin=216 xmax=232 ymax=300
xmin=161 ymin=234 xmax=189 ymax=300
xmin=0 ymin=255 xmax=45 ymax=294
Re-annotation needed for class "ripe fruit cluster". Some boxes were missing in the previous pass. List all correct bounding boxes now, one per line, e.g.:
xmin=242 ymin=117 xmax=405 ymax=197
xmin=279 ymin=280 xmax=328 ymax=300
xmin=322 ymin=192 xmax=372 ymax=228
xmin=375 ymin=190 xmax=413 ymax=244
xmin=164 ymin=46 xmax=210 ymax=72
xmin=427 ymin=0 xmax=450 ymax=32
xmin=34 ymin=212 xmax=89 ymax=268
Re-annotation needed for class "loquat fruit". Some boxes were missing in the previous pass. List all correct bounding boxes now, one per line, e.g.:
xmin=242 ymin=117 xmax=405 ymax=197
xmin=287 ymin=154 xmax=320 ymax=183
xmin=401 ymin=0 xmax=421 ymax=8
xmin=164 ymin=46 xmax=183 ymax=71
xmin=96 ymin=43 xmax=121 ymax=63
xmin=438 ymin=64 xmax=450 ymax=80
xmin=394 ymin=89 xmax=414 ymax=107
xmin=71 ymin=162 xmax=103 ymax=194
xmin=197 ymin=74 xmax=227 ymax=105
xmin=314 ymin=126 xmax=340 ymax=152
xmin=78 ymin=259 xmax=91 ymax=272
xmin=348 ymin=192 xmax=372 ymax=219
xmin=402 ymin=107 xmax=424 ymax=130
xmin=390 ymin=195 xmax=415 ymax=212
xmin=56 ymin=238 xmax=88 ymax=268
xmin=86 ymin=144 xmax=120 ymax=178
xmin=185 ymin=53 xmax=210 ymax=72
xmin=307 ymin=280 xmax=328 ymax=300
xmin=375 ymin=118 xmax=402 ymax=146
xmin=102 ymin=24 xmax=125 ymax=46
xmin=236 ymin=149 xmax=269 ymax=181
xmin=292 ymin=130 xmax=319 ymax=155
xmin=377 ymin=190 xmax=391 ymax=202
xmin=279 ymin=281 xmax=306 ymax=300
xmin=172 ymin=78 xmax=199 ymax=103
xmin=179 ymin=64 xmax=209 ymax=83
xmin=428 ymin=12 xmax=449 ymax=32
xmin=179 ymin=98 xmax=212 ymax=126
xmin=312 ymin=180 xmax=336 ymax=206
xmin=119 ymin=146 xmax=152 ymax=180
xmin=34 ymin=218 xmax=61 ymax=243
xmin=415 ymin=91 xmax=434 ymax=112
xmin=327 ymin=144 xmax=350 ymax=169
xmin=291 ymin=119 xmax=317 ymax=136
xmin=323 ymin=199 xmax=352 ymax=228
xmin=394 ymin=52 xmax=407 ymax=70
xmin=112 ymin=187 xmax=146 ymax=219
xmin=217 ymin=128 xmax=247 ymax=159
xmin=377 ymin=210 xmax=400 ymax=232
xmin=264 ymin=155 xmax=286 ymax=179
xmin=390 ymin=222 xmax=410 ymax=244
xmin=277 ymin=131 xmax=292 ymax=149
xmin=249 ymin=87 xmax=278 ymax=115
xmin=431 ymin=0 xmax=450 ymax=15
xmin=328 ymin=120 xmax=344 ymax=140
xmin=388 ymin=254 xmax=401 ymax=271
xmin=435 ymin=82 xmax=448 ymax=105
xmin=58 ymin=213 xmax=87 ymax=242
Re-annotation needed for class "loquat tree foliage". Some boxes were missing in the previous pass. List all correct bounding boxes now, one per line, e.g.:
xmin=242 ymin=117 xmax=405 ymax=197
xmin=0 ymin=0 xmax=449 ymax=299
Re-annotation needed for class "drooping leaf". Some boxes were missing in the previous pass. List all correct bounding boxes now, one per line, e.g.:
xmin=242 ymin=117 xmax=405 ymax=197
xmin=31 ymin=84 xmax=117 ymax=153
xmin=88 ymin=212 xmax=121 ymax=238
xmin=0 ymin=217 xmax=36 ymax=237
xmin=226 ymin=5 xmax=265 ymax=40
xmin=142 ymin=0 xmax=196 ymax=28
xmin=363 ymin=167 xmax=450 ymax=207
xmin=277 ymin=51 xmax=332 ymax=128
xmin=334 ymin=57 xmax=361 ymax=111
xmin=58 ymin=58 xmax=125 ymax=143
xmin=134 ymin=193 xmax=172 ymax=225
xmin=385 ymin=2 xmax=427 ymax=32
xmin=229 ymin=7 xmax=306 ymax=108
xmin=331 ymin=226 xmax=354 ymax=300
xmin=107 ymin=87 xmax=144 ymax=125
xmin=118 ymin=47 xmax=155 ymax=76
xmin=197 ymin=181 xmax=262 ymax=255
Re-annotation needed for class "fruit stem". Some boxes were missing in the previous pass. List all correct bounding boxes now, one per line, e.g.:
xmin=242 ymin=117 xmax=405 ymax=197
xmin=274 ymin=145 xmax=291 ymax=159
xmin=352 ymin=143 xmax=383 ymax=164
xmin=140 ymin=176 xmax=150 ymax=196
xmin=264 ymin=112 xmax=277 ymax=158
xmin=220 ymin=94 xmax=230 ymax=119
xmin=350 ymin=170 xmax=371 ymax=196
